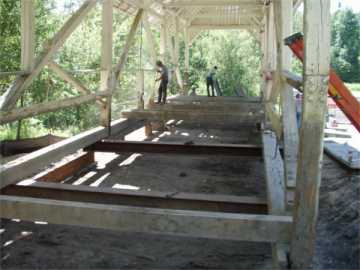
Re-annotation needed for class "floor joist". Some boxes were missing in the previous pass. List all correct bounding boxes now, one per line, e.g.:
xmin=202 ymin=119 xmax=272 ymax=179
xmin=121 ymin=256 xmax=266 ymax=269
xmin=1 ymin=182 xmax=268 ymax=214
xmin=0 ymin=195 xmax=292 ymax=243
xmin=85 ymin=140 xmax=263 ymax=157
xmin=122 ymin=109 xmax=263 ymax=124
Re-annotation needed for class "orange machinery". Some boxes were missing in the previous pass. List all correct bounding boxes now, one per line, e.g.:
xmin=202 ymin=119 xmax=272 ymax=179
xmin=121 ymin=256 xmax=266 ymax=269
xmin=284 ymin=32 xmax=360 ymax=132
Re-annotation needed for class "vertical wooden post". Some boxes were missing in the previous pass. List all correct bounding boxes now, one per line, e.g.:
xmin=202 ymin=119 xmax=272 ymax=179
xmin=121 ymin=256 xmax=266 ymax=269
xmin=290 ymin=0 xmax=331 ymax=269
xmin=143 ymin=11 xmax=157 ymax=67
xmin=171 ymin=17 xmax=184 ymax=92
xmin=21 ymin=0 xmax=35 ymax=72
xmin=263 ymin=3 xmax=283 ymax=139
xmin=276 ymin=0 xmax=299 ymax=194
xmin=100 ymin=0 xmax=113 ymax=127
xmin=137 ymin=69 xmax=145 ymax=109
xmin=184 ymin=27 xmax=190 ymax=95
xmin=18 ymin=0 xmax=35 ymax=139
xmin=263 ymin=2 xmax=276 ymax=102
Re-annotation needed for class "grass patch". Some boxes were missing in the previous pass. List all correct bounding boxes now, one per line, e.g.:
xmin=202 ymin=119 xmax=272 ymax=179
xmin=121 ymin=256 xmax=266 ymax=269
xmin=345 ymin=83 xmax=360 ymax=93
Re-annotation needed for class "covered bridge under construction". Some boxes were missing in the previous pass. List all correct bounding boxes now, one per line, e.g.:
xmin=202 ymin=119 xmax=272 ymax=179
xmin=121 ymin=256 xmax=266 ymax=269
xmin=1 ymin=0 xmax=357 ymax=269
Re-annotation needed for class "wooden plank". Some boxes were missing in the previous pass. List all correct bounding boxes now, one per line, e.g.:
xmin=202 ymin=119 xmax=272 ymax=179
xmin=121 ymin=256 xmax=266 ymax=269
xmin=184 ymin=27 xmax=190 ymax=72
xmin=0 ymin=0 xmax=97 ymax=111
xmin=324 ymin=139 xmax=360 ymax=169
xmin=290 ymin=1 xmax=331 ymax=269
xmin=2 ymin=182 xmax=268 ymax=214
xmin=0 ymin=195 xmax=292 ymax=243
xmin=262 ymin=130 xmax=288 ymax=269
xmin=143 ymin=11 xmax=157 ymax=66
xmin=262 ymin=132 xmax=285 ymax=215
xmin=0 ymin=92 xmax=108 ymax=125
xmin=137 ymin=69 xmax=145 ymax=109
xmin=0 ymin=119 xmax=130 ymax=188
xmin=85 ymin=140 xmax=263 ymax=156
xmin=276 ymin=0 xmax=299 ymax=190
xmin=99 ymin=0 xmax=113 ymax=126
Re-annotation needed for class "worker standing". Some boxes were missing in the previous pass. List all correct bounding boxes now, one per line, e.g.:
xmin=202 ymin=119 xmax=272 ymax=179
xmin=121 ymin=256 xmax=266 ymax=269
xmin=206 ymin=66 xmax=218 ymax=97
xmin=155 ymin=60 xmax=169 ymax=104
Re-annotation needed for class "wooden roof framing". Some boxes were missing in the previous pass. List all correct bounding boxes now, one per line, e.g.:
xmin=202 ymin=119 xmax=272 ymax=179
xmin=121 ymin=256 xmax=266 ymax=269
xmin=113 ymin=0 xmax=267 ymax=35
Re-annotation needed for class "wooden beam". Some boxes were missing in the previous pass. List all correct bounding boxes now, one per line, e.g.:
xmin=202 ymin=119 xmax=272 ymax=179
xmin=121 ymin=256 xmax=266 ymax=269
xmin=85 ymin=140 xmax=263 ymax=157
xmin=159 ymin=21 xmax=166 ymax=62
xmin=167 ymin=95 xmax=261 ymax=103
xmin=0 ymin=0 xmax=97 ymax=111
xmin=262 ymin=132 xmax=286 ymax=215
xmin=290 ymin=0 xmax=331 ymax=269
xmin=184 ymin=27 xmax=190 ymax=72
xmin=100 ymin=0 xmax=113 ymax=127
xmin=264 ymin=2 xmax=277 ymax=101
xmin=122 ymin=109 xmax=264 ymax=124
xmin=264 ymin=103 xmax=282 ymax=139
xmin=21 ymin=0 xmax=35 ymax=72
xmin=283 ymin=70 xmax=302 ymax=91
xmin=157 ymin=102 xmax=262 ymax=112
xmin=0 ymin=92 xmax=108 ymax=125
xmin=184 ymin=27 xmax=190 ymax=94
xmin=0 ymin=71 xmax=28 ymax=78
xmin=165 ymin=0 xmax=264 ymax=7
xmin=37 ymin=152 xmax=95 ymax=183
xmin=189 ymin=24 xmax=252 ymax=30
xmin=137 ymin=69 xmax=145 ymax=109
xmin=0 ymin=195 xmax=292 ymax=243
xmin=2 ymin=182 xmax=268 ymax=214
xmin=0 ymin=119 xmax=130 ymax=188
xmin=48 ymin=61 xmax=91 ymax=94
xmin=114 ymin=9 xmax=143 ymax=82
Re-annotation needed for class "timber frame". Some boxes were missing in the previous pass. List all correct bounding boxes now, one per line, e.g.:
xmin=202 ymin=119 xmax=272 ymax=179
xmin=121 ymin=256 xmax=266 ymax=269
xmin=0 ymin=1 xmax=331 ymax=269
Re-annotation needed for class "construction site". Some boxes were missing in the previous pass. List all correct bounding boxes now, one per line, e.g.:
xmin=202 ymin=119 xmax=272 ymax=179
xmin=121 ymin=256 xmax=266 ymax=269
xmin=0 ymin=0 xmax=359 ymax=269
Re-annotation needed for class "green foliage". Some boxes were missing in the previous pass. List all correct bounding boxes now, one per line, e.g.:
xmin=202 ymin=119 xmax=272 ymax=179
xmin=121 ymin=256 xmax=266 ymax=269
xmin=331 ymin=9 xmax=360 ymax=83
xmin=184 ymin=30 xmax=261 ymax=96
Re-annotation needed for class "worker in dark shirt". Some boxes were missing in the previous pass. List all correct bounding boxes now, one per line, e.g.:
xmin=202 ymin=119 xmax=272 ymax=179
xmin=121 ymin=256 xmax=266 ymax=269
xmin=206 ymin=66 xmax=217 ymax=97
xmin=155 ymin=60 xmax=169 ymax=104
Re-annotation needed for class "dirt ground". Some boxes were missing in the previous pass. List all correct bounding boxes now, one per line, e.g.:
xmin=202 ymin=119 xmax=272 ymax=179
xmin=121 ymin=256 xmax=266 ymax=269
xmin=1 ymin=124 xmax=359 ymax=269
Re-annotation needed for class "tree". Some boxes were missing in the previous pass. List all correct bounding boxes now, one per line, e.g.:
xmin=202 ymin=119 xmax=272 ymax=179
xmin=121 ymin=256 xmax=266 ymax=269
xmin=331 ymin=9 xmax=360 ymax=83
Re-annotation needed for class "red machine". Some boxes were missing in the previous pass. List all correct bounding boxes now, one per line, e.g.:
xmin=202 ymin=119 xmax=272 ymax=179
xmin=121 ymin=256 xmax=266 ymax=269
xmin=285 ymin=33 xmax=360 ymax=132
